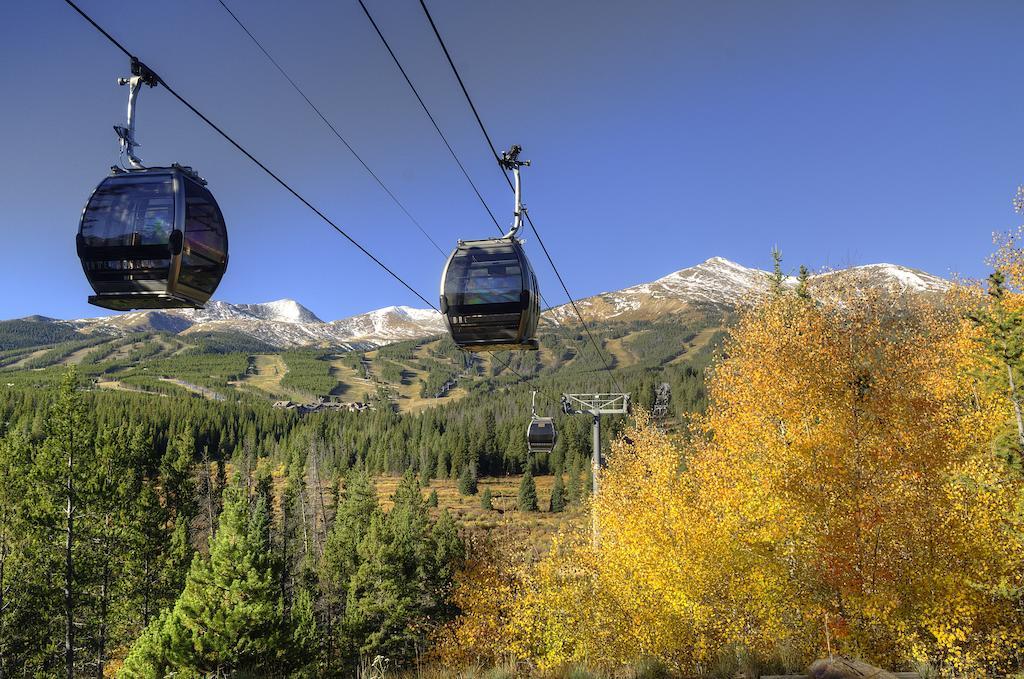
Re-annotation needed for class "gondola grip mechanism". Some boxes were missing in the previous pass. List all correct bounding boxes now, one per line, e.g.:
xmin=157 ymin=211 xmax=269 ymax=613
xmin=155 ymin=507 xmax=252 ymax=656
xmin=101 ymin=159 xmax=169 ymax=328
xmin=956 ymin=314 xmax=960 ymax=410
xmin=114 ymin=58 xmax=159 ymax=170
xmin=499 ymin=145 xmax=530 ymax=239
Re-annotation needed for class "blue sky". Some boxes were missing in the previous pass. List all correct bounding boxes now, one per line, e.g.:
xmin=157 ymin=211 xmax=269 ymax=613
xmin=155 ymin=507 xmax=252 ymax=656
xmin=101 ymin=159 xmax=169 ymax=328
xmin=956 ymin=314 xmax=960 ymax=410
xmin=1 ymin=1 xmax=1022 ymax=321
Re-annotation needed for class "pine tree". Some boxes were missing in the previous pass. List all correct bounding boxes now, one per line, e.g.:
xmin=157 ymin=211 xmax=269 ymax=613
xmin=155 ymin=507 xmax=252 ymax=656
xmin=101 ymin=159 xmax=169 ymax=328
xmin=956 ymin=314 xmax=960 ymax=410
xmin=480 ymin=487 xmax=493 ymax=510
xmin=123 ymin=482 xmax=286 ymax=676
xmin=426 ymin=489 xmax=439 ymax=508
xmin=796 ymin=264 xmax=811 ymax=299
xmin=28 ymin=369 xmax=94 ymax=678
xmin=429 ymin=509 xmax=464 ymax=620
xmin=288 ymin=587 xmax=319 ymax=677
xmin=567 ymin=457 xmax=582 ymax=505
xmin=549 ymin=474 xmax=566 ymax=513
xmin=159 ymin=426 xmax=197 ymax=603
xmin=518 ymin=468 xmax=538 ymax=512
xmin=320 ymin=469 xmax=379 ymax=668
xmin=457 ymin=462 xmax=478 ymax=496
xmin=344 ymin=474 xmax=425 ymax=663
xmin=770 ymin=246 xmax=785 ymax=295
xmin=89 ymin=424 xmax=143 ymax=677
xmin=119 ymin=610 xmax=172 ymax=678
xmin=971 ymin=270 xmax=1024 ymax=469
xmin=0 ymin=428 xmax=33 ymax=677
xmin=419 ymin=458 xmax=432 ymax=487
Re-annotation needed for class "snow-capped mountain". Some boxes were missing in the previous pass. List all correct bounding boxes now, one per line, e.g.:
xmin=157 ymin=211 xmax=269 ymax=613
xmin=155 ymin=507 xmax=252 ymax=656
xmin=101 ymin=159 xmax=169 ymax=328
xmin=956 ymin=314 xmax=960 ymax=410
xmin=327 ymin=306 xmax=447 ymax=345
xmin=810 ymin=263 xmax=949 ymax=295
xmin=67 ymin=300 xmax=444 ymax=349
xmin=26 ymin=258 xmax=951 ymax=349
xmin=544 ymin=257 xmax=950 ymax=323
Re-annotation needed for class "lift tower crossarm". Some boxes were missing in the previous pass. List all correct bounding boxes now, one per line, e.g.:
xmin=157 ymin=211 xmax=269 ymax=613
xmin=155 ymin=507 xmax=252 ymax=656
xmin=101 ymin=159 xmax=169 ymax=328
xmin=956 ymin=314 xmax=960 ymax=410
xmin=560 ymin=393 xmax=630 ymax=416
xmin=561 ymin=392 xmax=630 ymax=544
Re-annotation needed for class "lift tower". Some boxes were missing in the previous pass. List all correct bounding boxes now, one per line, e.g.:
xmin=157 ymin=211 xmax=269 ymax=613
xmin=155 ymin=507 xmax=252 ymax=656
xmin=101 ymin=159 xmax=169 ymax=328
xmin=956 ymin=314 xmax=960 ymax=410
xmin=561 ymin=392 xmax=630 ymax=541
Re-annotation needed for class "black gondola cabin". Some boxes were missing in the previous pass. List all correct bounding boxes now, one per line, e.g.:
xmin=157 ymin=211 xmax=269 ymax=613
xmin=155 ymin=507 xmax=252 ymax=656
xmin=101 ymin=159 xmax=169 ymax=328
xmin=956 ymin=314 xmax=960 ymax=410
xmin=527 ymin=417 xmax=557 ymax=454
xmin=440 ymin=238 xmax=540 ymax=352
xmin=77 ymin=166 xmax=228 ymax=311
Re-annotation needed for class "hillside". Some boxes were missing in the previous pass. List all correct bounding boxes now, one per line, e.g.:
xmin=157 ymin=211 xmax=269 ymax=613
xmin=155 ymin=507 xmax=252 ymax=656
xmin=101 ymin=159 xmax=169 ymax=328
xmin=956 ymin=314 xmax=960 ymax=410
xmin=0 ymin=256 xmax=951 ymax=414
xmin=545 ymin=257 xmax=950 ymax=323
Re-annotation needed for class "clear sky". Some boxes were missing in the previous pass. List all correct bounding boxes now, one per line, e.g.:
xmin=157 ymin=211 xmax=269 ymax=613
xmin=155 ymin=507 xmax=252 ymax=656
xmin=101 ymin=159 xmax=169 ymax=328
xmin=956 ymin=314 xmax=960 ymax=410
xmin=1 ymin=1 xmax=1022 ymax=321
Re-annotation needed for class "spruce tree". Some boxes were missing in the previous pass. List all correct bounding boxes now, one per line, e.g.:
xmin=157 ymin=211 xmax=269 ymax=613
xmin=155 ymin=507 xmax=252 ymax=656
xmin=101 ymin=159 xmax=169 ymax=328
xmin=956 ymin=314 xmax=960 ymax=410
xmin=970 ymin=271 xmax=1024 ymax=470
xmin=549 ymin=473 xmax=567 ymax=513
xmin=770 ymin=246 xmax=785 ymax=295
xmin=457 ymin=462 xmax=478 ymax=496
xmin=480 ymin=487 xmax=493 ymax=510
xmin=518 ymin=468 xmax=538 ymax=512
xmin=796 ymin=264 xmax=812 ymax=299
xmin=426 ymin=488 xmax=439 ymax=508
xmin=567 ymin=457 xmax=582 ymax=505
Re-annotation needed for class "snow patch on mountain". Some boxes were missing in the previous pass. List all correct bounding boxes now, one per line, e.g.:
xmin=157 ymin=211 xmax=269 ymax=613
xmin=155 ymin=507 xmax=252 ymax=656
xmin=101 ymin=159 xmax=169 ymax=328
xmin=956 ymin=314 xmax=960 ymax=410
xmin=66 ymin=300 xmax=443 ymax=349
xmin=328 ymin=306 xmax=446 ymax=344
xmin=41 ymin=257 xmax=952 ymax=348
xmin=814 ymin=263 xmax=949 ymax=294
xmin=545 ymin=257 xmax=950 ymax=324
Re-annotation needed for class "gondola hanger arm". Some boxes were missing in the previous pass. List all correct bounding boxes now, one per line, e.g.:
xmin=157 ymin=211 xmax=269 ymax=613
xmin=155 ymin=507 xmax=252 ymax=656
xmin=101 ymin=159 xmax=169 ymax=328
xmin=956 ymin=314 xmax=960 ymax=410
xmin=114 ymin=57 xmax=159 ymax=170
xmin=499 ymin=144 xmax=530 ymax=239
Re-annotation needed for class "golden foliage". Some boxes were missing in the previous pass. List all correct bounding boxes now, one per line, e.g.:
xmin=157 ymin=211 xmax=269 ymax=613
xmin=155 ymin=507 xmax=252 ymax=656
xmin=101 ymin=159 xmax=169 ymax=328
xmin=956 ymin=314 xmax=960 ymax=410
xmin=442 ymin=288 xmax=1024 ymax=676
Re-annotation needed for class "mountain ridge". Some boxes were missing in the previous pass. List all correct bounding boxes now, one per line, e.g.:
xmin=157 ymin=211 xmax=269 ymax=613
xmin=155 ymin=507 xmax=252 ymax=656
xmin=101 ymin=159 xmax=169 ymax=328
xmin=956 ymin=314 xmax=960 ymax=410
xmin=11 ymin=258 xmax=951 ymax=349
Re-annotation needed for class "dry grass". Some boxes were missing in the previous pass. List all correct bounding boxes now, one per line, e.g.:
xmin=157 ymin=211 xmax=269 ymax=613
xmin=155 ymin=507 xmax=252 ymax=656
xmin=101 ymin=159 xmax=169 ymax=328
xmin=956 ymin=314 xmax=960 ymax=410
xmin=237 ymin=354 xmax=296 ymax=400
xmin=323 ymin=341 xmax=473 ymax=414
xmin=376 ymin=474 xmax=585 ymax=549
xmin=254 ymin=461 xmax=580 ymax=546
xmin=604 ymin=335 xmax=638 ymax=368
xmin=667 ymin=326 xmax=719 ymax=365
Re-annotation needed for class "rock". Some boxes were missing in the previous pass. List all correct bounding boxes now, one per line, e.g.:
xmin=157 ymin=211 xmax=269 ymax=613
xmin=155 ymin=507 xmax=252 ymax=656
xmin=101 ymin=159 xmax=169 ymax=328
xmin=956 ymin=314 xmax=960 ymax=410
xmin=808 ymin=657 xmax=898 ymax=679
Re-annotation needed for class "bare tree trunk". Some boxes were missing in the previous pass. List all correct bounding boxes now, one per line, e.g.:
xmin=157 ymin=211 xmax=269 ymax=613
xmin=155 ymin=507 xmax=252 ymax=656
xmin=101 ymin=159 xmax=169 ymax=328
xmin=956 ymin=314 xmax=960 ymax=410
xmin=203 ymin=447 xmax=216 ymax=539
xmin=311 ymin=440 xmax=329 ymax=551
xmin=1007 ymin=364 xmax=1024 ymax=447
xmin=299 ymin=485 xmax=310 ymax=560
xmin=245 ymin=440 xmax=253 ymax=502
xmin=64 ymin=430 xmax=75 ymax=679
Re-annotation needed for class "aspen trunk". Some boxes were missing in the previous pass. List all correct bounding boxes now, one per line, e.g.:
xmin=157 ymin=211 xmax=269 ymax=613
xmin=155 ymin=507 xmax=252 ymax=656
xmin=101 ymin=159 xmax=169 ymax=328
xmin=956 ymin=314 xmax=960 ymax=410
xmin=1007 ymin=364 xmax=1024 ymax=447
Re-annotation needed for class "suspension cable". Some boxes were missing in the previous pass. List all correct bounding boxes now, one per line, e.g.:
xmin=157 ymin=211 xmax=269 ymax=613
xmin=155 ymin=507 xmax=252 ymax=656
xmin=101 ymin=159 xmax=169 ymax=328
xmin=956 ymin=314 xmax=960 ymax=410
xmin=63 ymin=0 xmax=435 ymax=309
xmin=417 ymin=0 xmax=623 ymax=392
xmin=354 ymin=0 xmax=565 ymax=325
xmin=63 ymin=0 xmax=563 ymax=400
xmin=214 ymin=0 xmax=445 ymax=256
xmin=355 ymin=0 xmax=503 ymax=234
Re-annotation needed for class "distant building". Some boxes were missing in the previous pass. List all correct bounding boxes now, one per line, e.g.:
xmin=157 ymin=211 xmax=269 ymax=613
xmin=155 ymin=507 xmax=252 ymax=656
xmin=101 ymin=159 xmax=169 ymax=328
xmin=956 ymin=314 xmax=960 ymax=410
xmin=272 ymin=398 xmax=372 ymax=415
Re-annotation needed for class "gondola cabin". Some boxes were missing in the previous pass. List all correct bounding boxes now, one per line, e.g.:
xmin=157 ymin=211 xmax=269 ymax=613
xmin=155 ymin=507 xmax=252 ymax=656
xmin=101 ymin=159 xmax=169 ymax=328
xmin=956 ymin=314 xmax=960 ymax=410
xmin=527 ymin=417 xmax=557 ymax=454
xmin=77 ymin=166 xmax=228 ymax=310
xmin=440 ymin=238 xmax=540 ymax=352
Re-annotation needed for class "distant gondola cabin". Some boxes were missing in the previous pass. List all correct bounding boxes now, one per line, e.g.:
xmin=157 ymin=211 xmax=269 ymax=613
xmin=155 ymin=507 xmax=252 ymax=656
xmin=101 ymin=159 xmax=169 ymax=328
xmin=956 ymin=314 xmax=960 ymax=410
xmin=527 ymin=417 xmax=557 ymax=454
